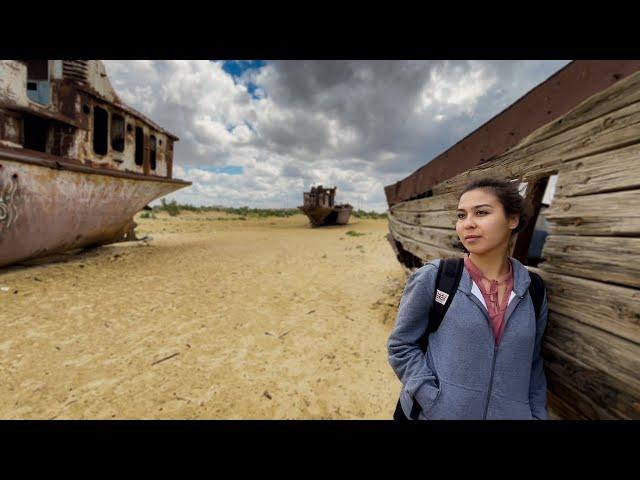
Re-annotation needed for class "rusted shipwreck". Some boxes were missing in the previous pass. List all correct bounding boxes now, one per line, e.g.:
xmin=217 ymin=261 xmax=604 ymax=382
xmin=298 ymin=185 xmax=353 ymax=227
xmin=0 ymin=60 xmax=191 ymax=268
xmin=385 ymin=60 xmax=640 ymax=420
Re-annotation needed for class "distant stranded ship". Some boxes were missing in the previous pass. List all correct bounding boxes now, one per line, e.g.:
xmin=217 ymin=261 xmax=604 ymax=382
xmin=0 ymin=60 xmax=191 ymax=268
xmin=298 ymin=185 xmax=353 ymax=227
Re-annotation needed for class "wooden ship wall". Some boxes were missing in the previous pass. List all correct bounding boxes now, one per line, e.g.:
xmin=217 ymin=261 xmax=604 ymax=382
xmin=385 ymin=61 xmax=640 ymax=420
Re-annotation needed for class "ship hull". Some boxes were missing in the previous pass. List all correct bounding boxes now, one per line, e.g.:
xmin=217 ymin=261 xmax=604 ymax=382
xmin=0 ymin=155 xmax=189 ymax=267
xmin=298 ymin=205 xmax=353 ymax=227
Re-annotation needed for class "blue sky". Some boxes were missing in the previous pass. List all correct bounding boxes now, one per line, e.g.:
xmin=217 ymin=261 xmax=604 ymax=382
xmin=222 ymin=60 xmax=266 ymax=99
xmin=104 ymin=60 xmax=571 ymax=211
xmin=221 ymin=60 xmax=267 ymax=77
xmin=196 ymin=165 xmax=244 ymax=175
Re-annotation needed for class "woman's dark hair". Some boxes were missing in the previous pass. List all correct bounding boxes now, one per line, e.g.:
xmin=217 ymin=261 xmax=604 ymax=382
xmin=458 ymin=177 xmax=530 ymax=235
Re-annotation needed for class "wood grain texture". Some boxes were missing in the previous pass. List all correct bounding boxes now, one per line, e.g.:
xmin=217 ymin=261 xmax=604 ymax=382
xmin=554 ymin=143 xmax=640 ymax=197
xmin=545 ymin=311 xmax=640 ymax=393
xmin=543 ymin=343 xmax=639 ymax=419
xmin=390 ymin=192 xmax=459 ymax=213
xmin=391 ymin=209 xmax=458 ymax=230
xmin=517 ymin=70 xmax=640 ymax=148
xmin=544 ymin=349 xmax=617 ymax=420
xmin=530 ymin=267 xmax=640 ymax=345
xmin=546 ymin=388 xmax=589 ymax=420
xmin=540 ymin=235 xmax=640 ymax=288
xmin=543 ymin=189 xmax=640 ymax=235
xmin=389 ymin=229 xmax=462 ymax=262
xmin=433 ymin=99 xmax=640 ymax=195
xmin=388 ymin=215 xmax=460 ymax=252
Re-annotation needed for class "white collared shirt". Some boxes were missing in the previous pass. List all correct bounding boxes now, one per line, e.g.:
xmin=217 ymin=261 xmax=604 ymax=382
xmin=470 ymin=280 xmax=516 ymax=311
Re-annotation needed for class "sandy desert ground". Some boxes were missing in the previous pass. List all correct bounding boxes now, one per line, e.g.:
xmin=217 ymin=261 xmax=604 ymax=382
xmin=0 ymin=211 xmax=407 ymax=419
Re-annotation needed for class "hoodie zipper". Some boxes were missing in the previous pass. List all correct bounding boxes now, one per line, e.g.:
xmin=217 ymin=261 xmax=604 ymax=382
xmin=483 ymin=345 xmax=498 ymax=420
xmin=465 ymin=293 xmax=498 ymax=420
xmin=467 ymin=289 xmax=525 ymax=420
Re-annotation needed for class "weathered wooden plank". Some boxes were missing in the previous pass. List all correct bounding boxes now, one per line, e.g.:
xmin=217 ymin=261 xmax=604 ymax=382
xmin=546 ymin=388 xmax=589 ymax=420
xmin=516 ymin=103 xmax=640 ymax=182
xmin=545 ymin=311 xmax=640 ymax=392
xmin=554 ymin=142 xmax=640 ymax=197
xmin=432 ymin=155 xmax=539 ymax=197
xmin=543 ymin=189 xmax=640 ymax=235
xmin=390 ymin=229 xmax=462 ymax=262
xmin=529 ymin=267 xmax=640 ymax=345
xmin=393 ymin=233 xmax=436 ymax=261
xmin=544 ymin=353 xmax=617 ymax=420
xmin=386 ymin=232 xmax=400 ymax=258
xmin=431 ymin=158 xmax=515 ymax=196
xmin=388 ymin=215 xmax=460 ymax=252
xmin=390 ymin=192 xmax=459 ymax=213
xmin=517 ymin=70 xmax=640 ymax=148
xmin=540 ymin=235 xmax=640 ymax=288
xmin=542 ymin=343 xmax=639 ymax=419
xmin=514 ymin=98 xmax=640 ymax=183
xmin=391 ymin=209 xmax=457 ymax=230
xmin=433 ymin=99 xmax=640 ymax=195
xmin=391 ymin=231 xmax=460 ymax=262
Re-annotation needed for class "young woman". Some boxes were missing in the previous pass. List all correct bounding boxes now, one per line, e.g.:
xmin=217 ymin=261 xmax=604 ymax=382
xmin=388 ymin=178 xmax=549 ymax=420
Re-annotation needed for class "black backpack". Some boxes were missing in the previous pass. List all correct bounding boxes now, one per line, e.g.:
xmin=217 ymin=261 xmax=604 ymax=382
xmin=394 ymin=257 xmax=545 ymax=421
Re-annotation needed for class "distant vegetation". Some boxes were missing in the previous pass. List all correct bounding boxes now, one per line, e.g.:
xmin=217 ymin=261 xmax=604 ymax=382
xmin=149 ymin=202 xmax=389 ymax=220
xmin=155 ymin=199 xmax=181 ymax=216
xmin=151 ymin=201 xmax=300 ymax=218
xmin=221 ymin=207 xmax=299 ymax=218
xmin=352 ymin=209 xmax=388 ymax=219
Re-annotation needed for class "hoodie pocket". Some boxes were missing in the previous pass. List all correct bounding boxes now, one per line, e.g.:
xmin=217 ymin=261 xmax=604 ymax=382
xmin=423 ymin=380 xmax=487 ymax=420
xmin=487 ymin=393 xmax=533 ymax=420
xmin=412 ymin=380 xmax=441 ymax=418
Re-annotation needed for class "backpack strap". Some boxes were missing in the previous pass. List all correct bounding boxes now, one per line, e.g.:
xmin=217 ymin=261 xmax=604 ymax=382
xmin=528 ymin=270 xmax=544 ymax=321
xmin=410 ymin=257 xmax=464 ymax=419
xmin=417 ymin=257 xmax=465 ymax=352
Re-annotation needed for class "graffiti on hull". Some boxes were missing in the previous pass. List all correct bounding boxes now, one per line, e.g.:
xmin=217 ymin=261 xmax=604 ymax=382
xmin=0 ymin=173 xmax=18 ymax=229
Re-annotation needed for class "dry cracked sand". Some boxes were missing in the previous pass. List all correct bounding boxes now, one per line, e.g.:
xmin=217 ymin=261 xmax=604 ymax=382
xmin=0 ymin=211 xmax=407 ymax=419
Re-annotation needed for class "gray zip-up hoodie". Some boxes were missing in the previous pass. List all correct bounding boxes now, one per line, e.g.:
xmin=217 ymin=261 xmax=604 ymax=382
xmin=387 ymin=257 xmax=549 ymax=420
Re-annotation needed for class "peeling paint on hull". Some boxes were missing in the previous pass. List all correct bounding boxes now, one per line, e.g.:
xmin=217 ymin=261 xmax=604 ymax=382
xmin=0 ymin=158 xmax=184 ymax=267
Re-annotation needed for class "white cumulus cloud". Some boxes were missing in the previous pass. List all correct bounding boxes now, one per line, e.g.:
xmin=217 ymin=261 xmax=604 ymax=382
xmin=103 ymin=60 xmax=570 ymax=211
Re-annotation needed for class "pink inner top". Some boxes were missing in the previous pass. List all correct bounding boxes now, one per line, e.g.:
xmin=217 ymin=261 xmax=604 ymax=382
xmin=463 ymin=256 xmax=514 ymax=345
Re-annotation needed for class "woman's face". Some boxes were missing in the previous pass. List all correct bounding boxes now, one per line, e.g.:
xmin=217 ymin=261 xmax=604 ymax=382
xmin=456 ymin=188 xmax=518 ymax=256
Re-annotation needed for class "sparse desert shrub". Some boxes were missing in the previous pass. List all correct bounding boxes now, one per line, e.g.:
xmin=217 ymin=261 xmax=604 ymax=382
xmin=352 ymin=209 xmax=387 ymax=219
xmin=160 ymin=199 xmax=180 ymax=216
